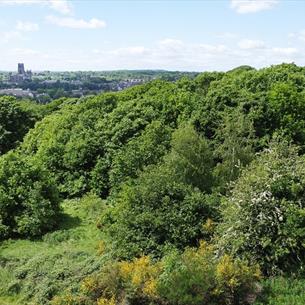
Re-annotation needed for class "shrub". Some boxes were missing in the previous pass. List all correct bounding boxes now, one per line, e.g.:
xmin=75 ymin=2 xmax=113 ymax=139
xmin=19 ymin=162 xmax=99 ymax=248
xmin=0 ymin=152 xmax=60 ymax=239
xmin=158 ymin=242 xmax=261 ymax=305
xmin=52 ymin=243 xmax=261 ymax=305
xmin=108 ymin=120 xmax=172 ymax=192
xmin=100 ymin=126 xmax=216 ymax=258
xmin=100 ymin=165 xmax=216 ymax=258
xmin=165 ymin=124 xmax=214 ymax=192
xmin=217 ymin=138 xmax=305 ymax=274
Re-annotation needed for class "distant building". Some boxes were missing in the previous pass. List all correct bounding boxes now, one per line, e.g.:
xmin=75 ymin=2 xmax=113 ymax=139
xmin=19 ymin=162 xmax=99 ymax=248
xmin=0 ymin=88 xmax=34 ymax=98
xmin=9 ymin=63 xmax=32 ymax=83
xmin=18 ymin=63 xmax=25 ymax=75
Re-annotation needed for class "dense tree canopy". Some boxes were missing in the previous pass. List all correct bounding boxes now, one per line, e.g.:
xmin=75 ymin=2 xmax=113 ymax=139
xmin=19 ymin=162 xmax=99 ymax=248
xmin=21 ymin=82 xmax=198 ymax=197
xmin=14 ymin=64 xmax=305 ymax=201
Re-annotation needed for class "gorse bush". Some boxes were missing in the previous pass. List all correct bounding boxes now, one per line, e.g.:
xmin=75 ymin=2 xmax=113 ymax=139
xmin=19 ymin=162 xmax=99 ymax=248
xmin=157 ymin=243 xmax=261 ymax=305
xmin=51 ymin=242 xmax=261 ymax=305
xmin=217 ymin=138 xmax=305 ymax=274
xmin=0 ymin=152 xmax=60 ymax=239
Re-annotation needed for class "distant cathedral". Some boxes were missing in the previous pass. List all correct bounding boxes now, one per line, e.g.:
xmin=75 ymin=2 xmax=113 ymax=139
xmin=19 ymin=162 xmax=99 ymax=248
xmin=18 ymin=63 xmax=25 ymax=75
xmin=9 ymin=63 xmax=32 ymax=83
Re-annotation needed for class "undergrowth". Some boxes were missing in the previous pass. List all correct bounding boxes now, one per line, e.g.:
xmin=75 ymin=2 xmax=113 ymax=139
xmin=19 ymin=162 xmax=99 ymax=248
xmin=0 ymin=193 xmax=106 ymax=305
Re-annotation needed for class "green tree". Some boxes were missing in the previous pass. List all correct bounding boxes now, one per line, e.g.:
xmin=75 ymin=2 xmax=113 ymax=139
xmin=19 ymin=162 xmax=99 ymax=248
xmin=0 ymin=152 xmax=60 ymax=239
xmin=213 ymin=108 xmax=255 ymax=190
xmin=268 ymin=82 xmax=305 ymax=146
xmin=108 ymin=120 xmax=172 ymax=192
xmin=0 ymin=96 xmax=36 ymax=155
xmin=165 ymin=124 xmax=214 ymax=192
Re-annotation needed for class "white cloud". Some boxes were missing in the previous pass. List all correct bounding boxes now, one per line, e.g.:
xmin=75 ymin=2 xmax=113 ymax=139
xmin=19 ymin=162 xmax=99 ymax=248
xmin=231 ymin=0 xmax=278 ymax=14
xmin=110 ymin=46 xmax=148 ymax=56
xmin=198 ymin=44 xmax=228 ymax=53
xmin=0 ymin=0 xmax=41 ymax=4
xmin=158 ymin=38 xmax=184 ymax=48
xmin=46 ymin=15 xmax=106 ymax=29
xmin=298 ymin=31 xmax=305 ymax=42
xmin=0 ymin=0 xmax=73 ymax=15
xmin=0 ymin=21 xmax=39 ymax=45
xmin=13 ymin=47 xmax=40 ymax=55
xmin=86 ymin=39 xmax=305 ymax=71
xmin=1 ymin=37 xmax=304 ymax=71
xmin=216 ymin=32 xmax=239 ymax=39
xmin=289 ymin=30 xmax=305 ymax=42
xmin=1 ymin=30 xmax=23 ymax=43
xmin=16 ymin=21 xmax=39 ymax=32
xmin=238 ymin=39 xmax=266 ymax=49
xmin=48 ymin=0 xmax=72 ymax=15
xmin=271 ymin=47 xmax=298 ymax=56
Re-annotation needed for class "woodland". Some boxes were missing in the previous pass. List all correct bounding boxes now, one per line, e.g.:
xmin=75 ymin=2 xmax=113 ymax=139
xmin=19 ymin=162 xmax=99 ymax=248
xmin=1 ymin=63 xmax=305 ymax=304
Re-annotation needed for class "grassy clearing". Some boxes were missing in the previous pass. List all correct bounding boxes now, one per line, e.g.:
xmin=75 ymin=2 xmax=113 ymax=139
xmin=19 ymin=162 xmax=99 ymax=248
xmin=0 ymin=193 xmax=106 ymax=305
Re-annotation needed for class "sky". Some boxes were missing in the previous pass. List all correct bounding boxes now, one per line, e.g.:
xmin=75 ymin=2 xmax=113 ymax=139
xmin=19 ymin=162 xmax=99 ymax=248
xmin=0 ymin=0 xmax=305 ymax=71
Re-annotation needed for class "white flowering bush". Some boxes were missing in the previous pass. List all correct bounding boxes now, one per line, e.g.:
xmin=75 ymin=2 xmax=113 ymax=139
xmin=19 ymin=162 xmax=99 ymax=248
xmin=217 ymin=138 xmax=305 ymax=275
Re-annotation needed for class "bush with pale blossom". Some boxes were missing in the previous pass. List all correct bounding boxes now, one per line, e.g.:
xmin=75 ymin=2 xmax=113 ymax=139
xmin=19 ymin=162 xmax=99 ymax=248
xmin=217 ymin=138 xmax=305 ymax=274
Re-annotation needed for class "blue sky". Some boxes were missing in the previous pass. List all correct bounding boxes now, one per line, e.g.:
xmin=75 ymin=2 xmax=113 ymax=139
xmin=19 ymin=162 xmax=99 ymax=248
xmin=0 ymin=0 xmax=305 ymax=71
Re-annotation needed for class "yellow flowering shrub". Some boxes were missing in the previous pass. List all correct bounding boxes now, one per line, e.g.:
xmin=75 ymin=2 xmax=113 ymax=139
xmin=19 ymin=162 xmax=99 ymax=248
xmin=51 ymin=243 xmax=261 ymax=305
xmin=81 ymin=277 xmax=99 ymax=294
xmin=157 ymin=241 xmax=261 ymax=305
xmin=143 ymin=278 xmax=158 ymax=297
xmin=216 ymin=254 xmax=240 ymax=289
xmin=119 ymin=256 xmax=161 ymax=298
xmin=97 ymin=240 xmax=106 ymax=255
xmin=79 ymin=262 xmax=122 ymax=301
xmin=97 ymin=296 xmax=116 ymax=305
xmin=51 ymin=293 xmax=94 ymax=305
xmin=202 ymin=218 xmax=215 ymax=233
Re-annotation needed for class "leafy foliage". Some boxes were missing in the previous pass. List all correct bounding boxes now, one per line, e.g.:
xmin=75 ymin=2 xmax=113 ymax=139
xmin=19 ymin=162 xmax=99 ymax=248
xmin=217 ymin=139 xmax=305 ymax=274
xmin=22 ymin=82 xmax=197 ymax=197
xmin=100 ymin=126 xmax=217 ymax=258
xmin=0 ymin=97 xmax=37 ymax=155
xmin=254 ymin=277 xmax=305 ymax=305
xmin=0 ymin=152 xmax=60 ymax=239
xmin=158 ymin=243 xmax=261 ymax=305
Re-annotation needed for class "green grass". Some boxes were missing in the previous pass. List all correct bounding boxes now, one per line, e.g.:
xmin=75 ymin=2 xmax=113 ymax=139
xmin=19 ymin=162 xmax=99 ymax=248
xmin=254 ymin=277 xmax=305 ymax=305
xmin=0 ymin=193 xmax=107 ymax=305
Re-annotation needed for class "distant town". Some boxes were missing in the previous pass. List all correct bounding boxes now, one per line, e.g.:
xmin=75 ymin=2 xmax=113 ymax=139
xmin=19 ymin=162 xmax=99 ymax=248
xmin=0 ymin=64 xmax=198 ymax=103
